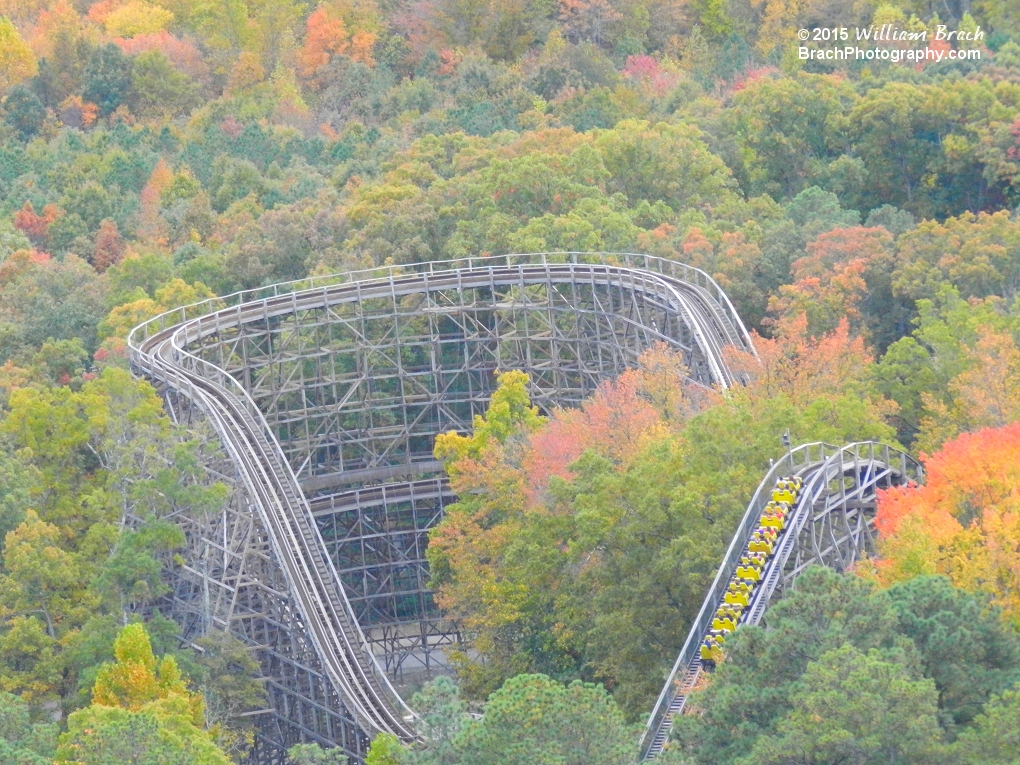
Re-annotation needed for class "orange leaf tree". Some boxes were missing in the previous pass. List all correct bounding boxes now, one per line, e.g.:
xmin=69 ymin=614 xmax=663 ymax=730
xmin=875 ymin=423 xmax=1020 ymax=628
xmin=768 ymin=225 xmax=896 ymax=340
xmin=429 ymin=339 xmax=895 ymax=711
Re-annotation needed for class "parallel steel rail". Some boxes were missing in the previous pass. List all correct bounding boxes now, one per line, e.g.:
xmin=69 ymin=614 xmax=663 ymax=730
xmin=640 ymin=442 xmax=922 ymax=759
xmin=129 ymin=255 xmax=750 ymax=749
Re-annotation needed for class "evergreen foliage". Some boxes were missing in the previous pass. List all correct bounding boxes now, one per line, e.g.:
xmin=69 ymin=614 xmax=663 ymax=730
xmin=0 ymin=0 xmax=1018 ymax=759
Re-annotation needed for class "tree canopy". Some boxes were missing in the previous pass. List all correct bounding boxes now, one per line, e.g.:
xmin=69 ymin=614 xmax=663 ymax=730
xmin=0 ymin=0 xmax=1018 ymax=760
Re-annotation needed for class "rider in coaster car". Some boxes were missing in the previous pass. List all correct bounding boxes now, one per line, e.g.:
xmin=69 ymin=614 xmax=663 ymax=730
xmin=732 ymin=578 xmax=754 ymax=597
xmin=725 ymin=586 xmax=749 ymax=607
xmin=701 ymin=635 xmax=725 ymax=667
xmin=737 ymin=557 xmax=762 ymax=582
xmin=712 ymin=612 xmax=736 ymax=632
xmin=700 ymin=637 xmax=715 ymax=666
xmin=759 ymin=526 xmax=778 ymax=543
xmin=771 ymin=489 xmax=794 ymax=504
xmin=749 ymin=531 xmax=774 ymax=555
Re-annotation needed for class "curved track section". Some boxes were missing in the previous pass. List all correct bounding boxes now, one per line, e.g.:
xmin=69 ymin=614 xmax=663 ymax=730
xmin=640 ymin=442 xmax=923 ymax=760
xmin=128 ymin=253 xmax=752 ymax=761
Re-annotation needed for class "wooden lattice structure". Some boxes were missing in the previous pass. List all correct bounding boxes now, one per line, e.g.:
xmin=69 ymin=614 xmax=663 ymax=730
xmin=128 ymin=254 xmax=753 ymax=763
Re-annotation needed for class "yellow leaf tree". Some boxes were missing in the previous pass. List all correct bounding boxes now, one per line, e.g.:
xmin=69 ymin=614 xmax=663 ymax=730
xmin=92 ymin=623 xmax=202 ymax=720
xmin=917 ymin=326 xmax=1020 ymax=453
xmin=57 ymin=622 xmax=231 ymax=764
xmin=0 ymin=16 xmax=37 ymax=96
xmin=103 ymin=1 xmax=175 ymax=37
xmin=875 ymin=423 xmax=1020 ymax=628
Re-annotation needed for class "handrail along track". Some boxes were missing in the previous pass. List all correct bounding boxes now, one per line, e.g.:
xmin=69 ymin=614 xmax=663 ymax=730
xmin=640 ymin=442 xmax=923 ymax=759
xmin=129 ymin=254 xmax=752 ymax=751
xmin=130 ymin=253 xmax=920 ymax=760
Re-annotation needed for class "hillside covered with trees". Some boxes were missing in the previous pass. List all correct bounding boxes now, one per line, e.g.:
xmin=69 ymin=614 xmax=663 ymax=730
xmin=1 ymin=0 xmax=1020 ymax=763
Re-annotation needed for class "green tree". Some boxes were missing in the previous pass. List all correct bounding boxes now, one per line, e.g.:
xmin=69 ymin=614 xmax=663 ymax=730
xmin=29 ymin=337 xmax=90 ymax=387
xmin=784 ymin=186 xmax=860 ymax=243
xmin=0 ymin=255 xmax=109 ymax=359
xmin=59 ymin=180 xmax=117 ymax=234
xmin=45 ymin=213 xmax=90 ymax=256
xmin=953 ymin=683 xmax=1020 ymax=765
xmin=455 ymin=674 xmax=638 ymax=765
xmin=289 ymin=742 xmax=349 ymax=764
xmin=0 ymin=690 xmax=57 ymax=764
xmin=366 ymin=733 xmax=405 ymax=765
xmin=0 ymin=449 xmax=36 ymax=555
xmin=672 ymin=568 xmax=1020 ymax=764
xmin=673 ymin=568 xmax=899 ymax=765
xmin=729 ymin=73 xmax=858 ymax=199
xmin=83 ymin=44 xmax=134 ymax=117
xmin=893 ymin=211 xmax=1020 ymax=305
xmin=595 ymin=119 xmax=738 ymax=212
xmin=194 ymin=630 xmax=267 ymax=760
xmin=56 ymin=709 xmax=204 ymax=765
xmin=872 ymin=285 xmax=1020 ymax=448
xmin=129 ymin=51 xmax=201 ymax=121
xmin=505 ymin=196 xmax=642 ymax=255
xmin=884 ymin=576 xmax=1020 ymax=727
xmin=0 ymin=511 xmax=88 ymax=642
xmin=250 ymin=0 xmax=307 ymax=72
xmin=0 ymin=367 xmax=226 ymax=707
xmin=872 ymin=334 xmax=944 ymax=443
xmin=749 ymin=644 xmax=946 ymax=765
xmin=395 ymin=674 xmax=637 ymax=765
xmin=220 ymin=191 xmax=349 ymax=287
xmin=209 ymin=158 xmax=269 ymax=212
xmin=2 ymin=85 xmax=45 ymax=141
xmin=407 ymin=675 xmax=468 ymax=765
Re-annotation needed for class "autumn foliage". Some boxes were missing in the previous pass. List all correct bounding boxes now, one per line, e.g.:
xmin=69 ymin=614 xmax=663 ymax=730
xmin=13 ymin=201 xmax=60 ymax=246
xmin=875 ymin=423 xmax=1020 ymax=628
xmin=769 ymin=226 xmax=895 ymax=338
xmin=724 ymin=312 xmax=881 ymax=408
xmin=92 ymin=219 xmax=125 ymax=272
xmin=92 ymin=623 xmax=203 ymax=721
xmin=27 ymin=0 xmax=80 ymax=60
xmin=522 ymin=344 xmax=695 ymax=503
xmin=429 ymin=336 xmax=895 ymax=708
xmin=428 ymin=349 xmax=703 ymax=701
xmin=298 ymin=4 xmax=375 ymax=80
xmin=113 ymin=30 xmax=208 ymax=80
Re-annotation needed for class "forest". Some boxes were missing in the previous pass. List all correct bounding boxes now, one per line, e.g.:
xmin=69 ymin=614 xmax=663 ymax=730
xmin=0 ymin=0 xmax=1019 ymax=762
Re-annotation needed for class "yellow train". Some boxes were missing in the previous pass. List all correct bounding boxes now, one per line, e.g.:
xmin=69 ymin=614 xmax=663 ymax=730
xmin=700 ymin=476 xmax=803 ymax=667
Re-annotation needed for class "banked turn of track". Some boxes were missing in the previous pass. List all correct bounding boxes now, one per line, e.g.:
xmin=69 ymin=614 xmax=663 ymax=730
xmin=128 ymin=253 xmax=753 ymax=748
xmin=639 ymin=441 xmax=922 ymax=759
xmin=127 ymin=252 xmax=921 ymax=759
